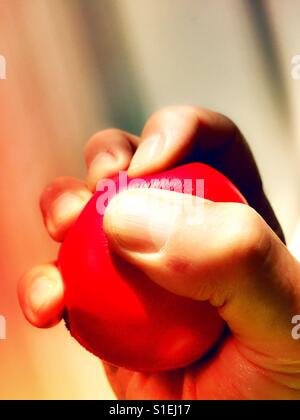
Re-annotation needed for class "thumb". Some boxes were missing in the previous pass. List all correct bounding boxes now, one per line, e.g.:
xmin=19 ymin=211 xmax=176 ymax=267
xmin=104 ymin=188 xmax=300 ymax=370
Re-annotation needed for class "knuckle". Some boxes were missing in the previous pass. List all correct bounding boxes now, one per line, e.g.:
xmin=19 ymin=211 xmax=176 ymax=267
xmin=142 ymin=105 xmax=200 ymax=139
xmin=148 ymin=105 xmax=197 ymax=121
xmin=146 ymin=105 xmax=239 ymax=130
xmin=85 ymin=129 xmax=125 ymax=151
xmin=40 ymin=176 xmax=79 ymax=199
xmin=192 ymin=106 xmax=239 ymax=136
xmin=85 ymin=129 xmax=133 ymax=165
xmin=91 ymin=128 xmax=125 ymax=141
xmin=225 ymin=204 xmax=271 ymax=265
xmin=213 ymin=112 xmax=238 ymax=132
xmin=39 ymin=176 xmax=84 ymax=216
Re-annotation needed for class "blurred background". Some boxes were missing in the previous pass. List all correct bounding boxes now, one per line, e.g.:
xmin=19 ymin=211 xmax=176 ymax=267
xmin=0 ymin=0 xmax=300 ymax=399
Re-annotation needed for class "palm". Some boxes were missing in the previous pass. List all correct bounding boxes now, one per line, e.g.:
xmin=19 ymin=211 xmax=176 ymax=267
xmin=104 ymin=335 xmax=298 ymax=400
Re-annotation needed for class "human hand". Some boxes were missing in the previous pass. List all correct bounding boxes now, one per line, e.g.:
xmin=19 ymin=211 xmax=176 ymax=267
xmin=19 ymin=106 xmax=300 ymax=400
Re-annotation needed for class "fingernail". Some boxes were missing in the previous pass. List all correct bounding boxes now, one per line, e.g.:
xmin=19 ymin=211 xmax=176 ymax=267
xmin=104 ymin=189 xmax=182 ymax=253
xmin=88 ymin=153 xmax=117 ymax=188
xmin=128 ymin=132 xmax=167 ymax=173
xmin=29 ymin=277 xmax=59 ymax=314
xmin=51 ymin=192 xmax=89 ymax=226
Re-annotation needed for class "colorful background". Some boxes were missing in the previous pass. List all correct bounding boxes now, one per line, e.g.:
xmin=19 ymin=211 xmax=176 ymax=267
xmin=1 ymin=0 xmax=300 ymax=399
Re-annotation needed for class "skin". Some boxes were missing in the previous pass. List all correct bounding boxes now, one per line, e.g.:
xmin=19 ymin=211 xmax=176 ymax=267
xmin=18 ymin=106 xmax=300 ymax=400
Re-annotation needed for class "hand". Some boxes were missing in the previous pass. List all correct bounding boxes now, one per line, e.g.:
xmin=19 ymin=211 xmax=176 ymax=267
xmin=19 ymin=106 xmax=300 ymax=400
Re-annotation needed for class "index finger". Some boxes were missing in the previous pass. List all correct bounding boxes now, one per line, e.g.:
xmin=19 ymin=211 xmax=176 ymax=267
xmin=128 ymin=105 xmax=285 ymax=242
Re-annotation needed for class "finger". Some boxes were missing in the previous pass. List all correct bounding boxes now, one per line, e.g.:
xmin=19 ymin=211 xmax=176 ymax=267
xmin=128 ymin=106 xmax=200 ymax=178
xmin=85 ymin=129 xmax=139 ymax=191
xmin=104 ymin=189 xmax=300 ymax=371
xmin=128 ymin=105 xmax=285 ymax=242
xmin=40 ymin=177 xmax=92 ymax=242
xmin=18 ymin=264 xmax=64 ymax=328
xmin=102 ymin=362 xmax=184 ymax=400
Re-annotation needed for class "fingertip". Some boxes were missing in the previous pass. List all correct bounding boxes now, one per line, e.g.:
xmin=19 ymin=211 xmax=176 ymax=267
xmin=18 ymin=264 xmax=65 ymax=328
xmin=84 ymin=129 xmax=138 ymax=191
xmin=84 ymin=129 xmax=138 ymax=166
xmin=40 ymin=177 xmax=92 ymax=242
xmin=128 ymin=106 xmax=199 ymax=177
xmin=86 ymin=152 xmax=130 ymax=191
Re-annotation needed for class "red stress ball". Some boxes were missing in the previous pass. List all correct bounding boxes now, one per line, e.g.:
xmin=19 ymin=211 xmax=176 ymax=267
xmin=58 ymin=163 xmax=246 ymax=372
